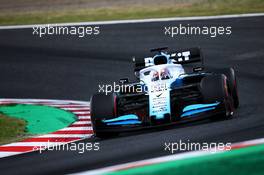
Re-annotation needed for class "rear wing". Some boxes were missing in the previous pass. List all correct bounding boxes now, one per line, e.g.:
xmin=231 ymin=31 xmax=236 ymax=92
xmin=169 ymin=47 xmax=203 ymax=64
xmin=133 ymin=47 xmax=203 ymax=72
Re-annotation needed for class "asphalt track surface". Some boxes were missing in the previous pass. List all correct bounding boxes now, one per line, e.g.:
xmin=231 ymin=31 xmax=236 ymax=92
xmin=0 ymin=16 xmax=264 ymax=174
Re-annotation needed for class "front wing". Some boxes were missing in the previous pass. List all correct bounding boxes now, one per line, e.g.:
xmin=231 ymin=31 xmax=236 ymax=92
xmin=93 ymin=101 xmax=226 ymax=133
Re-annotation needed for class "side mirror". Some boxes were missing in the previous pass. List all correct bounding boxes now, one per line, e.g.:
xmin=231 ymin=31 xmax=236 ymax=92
xmin=119 ymin=78 xmax=129 ymax=84
xmin=134 ymin=71 xmax=140 ymax=79
xmin=193 ymin=67 xmax=204 ymax=72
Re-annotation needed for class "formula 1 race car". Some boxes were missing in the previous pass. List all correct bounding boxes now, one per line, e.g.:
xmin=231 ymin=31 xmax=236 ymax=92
xmin=90 ymin=47 xmax=239 ymax=138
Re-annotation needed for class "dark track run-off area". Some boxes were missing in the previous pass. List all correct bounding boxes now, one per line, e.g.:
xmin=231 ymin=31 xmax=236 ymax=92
xmin=0 ymin=16 xmax=264 ymax=174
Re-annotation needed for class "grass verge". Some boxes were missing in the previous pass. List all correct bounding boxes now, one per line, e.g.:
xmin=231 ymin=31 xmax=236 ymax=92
xmin=0 ymin=114 xmax=27 ymax=145
xmin=0 ymin=0 xmax=264 ymax=25
xmin=106 ymin=144 xmax=264 ymax=175
xmin=0 ymin=104 xmax=76 ymax=145
xmin=0 ymin=104 xmax=76 ymax=135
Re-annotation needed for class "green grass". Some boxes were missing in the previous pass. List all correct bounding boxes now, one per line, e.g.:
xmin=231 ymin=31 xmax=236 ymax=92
xmin=0 ymin=0 xmax=264 ymax=25
xmin=0 ymin=104 xmax=76 ymax=145
xmin=0 ymin=104 xmax=76 ymax=135
xmin=0 ymin=114 xmax=27 ymax=145
xmin=106 ymin=144 xmax=264 ymax=175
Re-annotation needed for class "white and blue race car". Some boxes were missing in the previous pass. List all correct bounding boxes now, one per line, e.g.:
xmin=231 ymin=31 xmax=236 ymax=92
xmin=90 ymin=47 xmax=239 ymax=138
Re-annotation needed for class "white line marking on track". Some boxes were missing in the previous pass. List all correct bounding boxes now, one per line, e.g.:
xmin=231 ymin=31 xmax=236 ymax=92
xmin=73 ymin=121 xmax=91 ymax=124
xmin=3 ymin=142 xmax=68 ymax=147
xmin=0 ymin=13 xmax=263 ymax=30
xmin=0 ymin=152 xmax=21 ymax=157
xmin=37 ymin=134 xmax=92 ymax=138
xmin=77 ymin=116 xmax=90 ymax=119
xmin=73 ymin=112 xmax=90 ymax=115
xmin=61 ymin=108 xmax=90 ymax=111
xmin=0 ymin=98 xmax=90 ymax=105
xmin=59 ymin=127 xmax=93 ymax=131
xmin=48 ymin=104 xmax=89 ymax=107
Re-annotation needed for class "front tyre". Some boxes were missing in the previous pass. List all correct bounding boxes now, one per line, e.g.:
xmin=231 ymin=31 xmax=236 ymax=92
xmin=220 ymin=68 xmax=239 ymax=109
xmin=90 ymin=93 xmax=118 ymax=138
xmin=200 ymin=75 xmax=234 ymax=119
xmin=206 ymin=67 xmax=239 ymax=108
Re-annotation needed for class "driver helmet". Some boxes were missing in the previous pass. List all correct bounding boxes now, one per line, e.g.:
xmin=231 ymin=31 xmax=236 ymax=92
xmin=160 ymin=68 xmax=171 ymax=80
xmin=151 ymin=70 xmax=159 ymax=81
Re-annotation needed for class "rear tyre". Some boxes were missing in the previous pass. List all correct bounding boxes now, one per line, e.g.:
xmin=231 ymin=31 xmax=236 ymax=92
xmin=90 ymin=93 xmax=118 ymax=138
xmin=200 ymin=75 xmax=233 ymax=119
